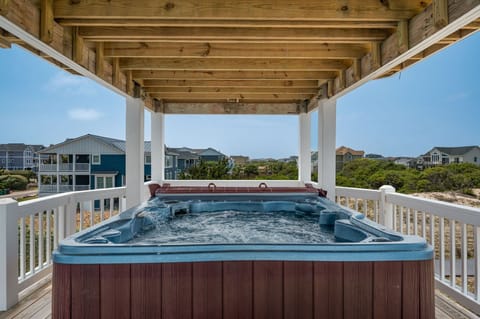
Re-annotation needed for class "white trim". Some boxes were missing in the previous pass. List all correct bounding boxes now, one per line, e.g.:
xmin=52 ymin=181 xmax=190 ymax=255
xmin=317 ymin=99 xmax=336 ymax=200
xmin=298 ymin=112 xmax=311 ymax=182
xmin=91 ymin=154 xmax=101 ymax=165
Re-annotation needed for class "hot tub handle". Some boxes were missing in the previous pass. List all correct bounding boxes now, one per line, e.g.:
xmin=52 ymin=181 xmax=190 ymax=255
xmin=258 ymin=182 xmax=268 ymax=190
xmin=208 ymin=182 xmax=217 ymax=192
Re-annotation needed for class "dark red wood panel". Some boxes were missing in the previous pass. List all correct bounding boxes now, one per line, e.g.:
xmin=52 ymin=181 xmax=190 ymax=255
xmin=100 ymin=264 xmax=131 ymax=319
xmin=419 ymin=260 xmax=435 ymax=319
xmin=130 ymin=264 xmax=162 ymax=319
xmin=223 ymin=261 xmax=253 ymax=319
xmin=71 ymin=264 xmax=100 ymax=319
xmin=373 ymin=261 xmax=402 ymax=319
xmin=402 ymin=261 xmax=420 ymax=319
xmin=52 ymin=263 xmax=71 ymax=319
xmin=162 ymin=262 xmax=193 ymax=319
xmin=284 ymin=261 xmax=313 ymax=319
xmin=253 ymin=261 xmax=283 ymax=319
xmin=343 ymin=262 xmax=373 ymax=319
xmin=313 ymin=262 xmax=343 ymax=319
xmin=192 ymin=262 xmax=223 ymax=319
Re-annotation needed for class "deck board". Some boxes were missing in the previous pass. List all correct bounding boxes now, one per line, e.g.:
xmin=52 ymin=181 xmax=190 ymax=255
xmin=0 ymin=282 xmax=478 ymax=319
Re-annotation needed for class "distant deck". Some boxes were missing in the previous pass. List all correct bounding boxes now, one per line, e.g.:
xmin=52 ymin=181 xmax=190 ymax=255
xmin=0 ymin=281 xmax=477 ymax=319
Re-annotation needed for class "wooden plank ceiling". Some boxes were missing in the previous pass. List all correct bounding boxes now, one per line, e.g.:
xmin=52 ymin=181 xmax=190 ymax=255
xmin=0 ymin=0 xmax=479 ymax=114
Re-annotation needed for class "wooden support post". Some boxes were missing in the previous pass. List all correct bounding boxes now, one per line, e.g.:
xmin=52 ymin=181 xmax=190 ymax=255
xmin=126 ymin=70 xmax=134 ymax=96
xmin=434 ymin=0 xmax=449 ymax=29
xmin=327 ymin=80 xmax=334 ymax=98
xmin=298 ymin=112 xmax=311 ymax=183
xmin=72 ymin=26 xmax=84 ymax=65
xmin=40 ymin=0 xmax=53 ymax=44
xmin=112 ymin=57 xmax=120 ymax=87
xmin=151 ymin=110 xmax=165 ymax=182
xmin=337 ymin=69 xmax=346 ymax=91
xmin=125 ymin=97 xmax=145 ymax=209
xmin=397 ymin=20 xmax=409 ymax=53
xmin=371 ymin=42 xmax=381 ymax=69
xmin=353 ymin=58 xmax=361 ymax=81
xmin=95 ymin=42 xmax=104 ymax=77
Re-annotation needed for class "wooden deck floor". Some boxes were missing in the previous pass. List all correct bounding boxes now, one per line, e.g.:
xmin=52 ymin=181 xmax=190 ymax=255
xmin=0 ymin=282 xmax=477 ymax=319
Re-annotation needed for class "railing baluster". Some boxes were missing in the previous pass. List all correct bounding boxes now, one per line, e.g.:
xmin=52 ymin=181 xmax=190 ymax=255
xmin=406 ymin=208 xmax=411 ymax=235
xmin=79 ymin=202 xmax=84 ymax=231
xmin=450 ymin=219 xmax=455 ymax=287
xmin=374 ymin=201 xmax=379 ymax=223
xmin=53 ymin=207 xmax=58 ymax=250
xmin=363 ymin=199 xmax=367 ymax=216
xmin=422 ymin=211 xmax=426 ymax=238
xmin=46 ymin=210 xmax=51 ymax=264
xmin=413 ymin=209 xmax=418 ymax=236
xmin=399 ymin=206 xmax=404 ymax=233
xmin=19 ymin=217 xmax=25 ymax=280
xmin=90 ymin=200 xmax=94 ymax=227
xmin=475 ymin=226 xmax=480 ymax=302
xmin=29 ymin=214 xmax=35 ymax=275
xmin=109 ymin=197 xmax=113 ymax=218
xmin=461 ymin=223 xmax=468 ymax=294
xmin=440 ymin=217 xmax=445 ymax=280
xmin=38 ymin=211 xmax=43 ymax=268
xmin=100 ymin=198 xmax=105 ymax=222
xmin=393 ymin=205 xmax=397 ymax=231
xmin=354 ymin=198 xmax=358 ymax=211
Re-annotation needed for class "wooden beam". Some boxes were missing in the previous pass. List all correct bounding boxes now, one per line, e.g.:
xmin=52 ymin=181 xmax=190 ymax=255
xmin=120 ymin=58 xmax=349 ymax=71
xmin=72 ymin=26 xmax=84 ymax=64
xmin=53 ymin=0 xmax=426 ymax=21
xmin=151 ymin=92 xmax=312 ymax=100
xmin=78 ymin=26 xmax=389 ymax=42
xmin=163 ymin=102 xmax=300 ymax=115
xmin=57 ymin=18 xmax=399 ymax=29
xmin=0 ymin=0 xmax=9 ymax=16
xmin=40 ymin=0 xmax=54 ymax=43
xmin=95 ymin=42 xmax=104 ymax=76
xmin=397 ymin=20 xmax=409 ymax=53
xmin=126 ymin=70 xmax=134 ymax=96
xmin=143 ymin=79 xmax=318 ymax=88
xmin=145 ymin=87 xmax=318 ymax=94
xmin=353 ymin=58 xmax=362 ymax=81
xmin=433 ymin=0 xmax=449 ymax=29
xmin=0 ymin=34 xmax=10 ymax=48
xmin=112 ymin=57 xmax=120 ymax=87
xmin=104 ymin=42 xmax=369 ymax=59
xmin=133 ymin=70 xmax=337 ymax=80
xmin=327 ymin=80 xmax=334 ymax=98
xmin=371 ymin=42 xmax=381 ymax=69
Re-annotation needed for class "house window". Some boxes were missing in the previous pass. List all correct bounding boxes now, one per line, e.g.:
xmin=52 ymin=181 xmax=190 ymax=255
xmin=95 ymin=175 xmax=114 ymax=189
xmin=92 ymin=154 xmax=101 ymax=165
xmin=145 ymin=155 xmax=151 ymax=164
xmin=475 ymin=157 xmax=478 ymax=163
xmin=454 ymin=157 xmax=460 ymax=163
xmin=165 ymin=155 xmax=173 ymax=168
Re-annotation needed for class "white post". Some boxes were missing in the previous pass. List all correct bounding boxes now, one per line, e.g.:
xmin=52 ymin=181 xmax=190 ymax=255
xmin=0 ymin=199 xmax=19 ymax=310
xmin=317 ymin=99 xmax=337 ymax=200
xmin=151 ymin=111 xmax=165 ymax=183
xmin=298 ymin=112 xmax=311 ymax=183
xmin=379 ymin=185 xmax=396 ymax=229
xmin=126 ymin=97 xmax=145 ymax=209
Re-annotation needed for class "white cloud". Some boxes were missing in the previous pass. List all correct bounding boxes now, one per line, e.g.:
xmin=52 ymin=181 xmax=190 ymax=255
xmin=68 ymin=108 xmax=103 ymax=121
xmin=44 ymin=72 xmax=97 ymax=95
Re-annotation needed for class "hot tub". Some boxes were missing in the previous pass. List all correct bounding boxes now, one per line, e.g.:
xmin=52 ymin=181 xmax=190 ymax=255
xmin=52 ymin=188 xmax=434 ymax=318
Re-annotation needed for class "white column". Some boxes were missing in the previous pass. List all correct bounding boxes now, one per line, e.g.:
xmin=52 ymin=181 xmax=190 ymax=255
xmin=125 ymin=97 xmax=145 ymax=209
xmin=298 ymin=112 xmax=311 ymax=182
xmin=151 ymin=111 xmax=165 ymax=183
xmin=317 ymin=99 xmax=337 ymax=200
xmin=0 ymin=199 xmax=19 ymax=310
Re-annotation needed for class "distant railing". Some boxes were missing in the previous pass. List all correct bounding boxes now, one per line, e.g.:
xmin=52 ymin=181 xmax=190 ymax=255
xmin=335 ymin=185 xmax=480 ymax=315
xmin=75 ymin=163 xmax=89 ymax=171
xmin=75 ymin=185 xmax=90 ymax=191
xmin=58 ymin=185 xmax=73 ymax=192
xmin=58 ymin=163 xmax=73 ymax=171
xmin=0 ymin=187 xmax=126 ymax=310
xmin=38 ymin=185 xmax=57 ymax=193
xmin=39 ymin=164 xmax=56 ymax=172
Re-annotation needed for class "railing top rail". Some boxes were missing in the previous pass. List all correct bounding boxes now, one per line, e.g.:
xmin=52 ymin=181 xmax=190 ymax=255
xmin=386 ymin=192 xmax=480 ymax=226
xmin=335 ymin=186 xmax=381 ymax=201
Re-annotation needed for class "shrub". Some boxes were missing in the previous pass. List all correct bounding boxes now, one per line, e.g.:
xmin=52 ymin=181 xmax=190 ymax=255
xmin=0 ymin=175 xmax=28 ymax=190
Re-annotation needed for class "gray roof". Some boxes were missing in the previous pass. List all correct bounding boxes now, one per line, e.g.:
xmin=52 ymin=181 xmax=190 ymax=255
xmin=0 ymin=143 xmax=45 ymax=152
xmin=432 ymin=146 xmax=479 ymax=156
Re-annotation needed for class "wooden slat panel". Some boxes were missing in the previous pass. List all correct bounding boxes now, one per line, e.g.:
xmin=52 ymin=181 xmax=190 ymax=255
xmin=223 ymin=261 xmax=253 ymax=319
xmin=162 ymin=263 xmax=192 ymax=319
xmin=71 ymin=264 xmax=100 ymax=319
xmin=133 ymin=70 xmax=337 ymax=80
xmin=373 ymin=261 xmax=402 ymax=319
xmin=343 ymin=262 xmax=373 ymax=319
xmin=100 ymin=264 xmax=131 ymax=319
xmin=284 ymin=261 xmax=313 ymax=319
xmin=420 ymin=260 xmax=435 ymax=319
xmin=402 ymin=261 xmax=420 ymax=319
xmin=52 ymin=263 xmax=71 ymax=319
xmin=253 ymin=261 xmax=283 ymax=319
xmin=192 ymin=262 xmax=222 ymax=319
xmin=313 ymin=262 xmax=343 ymax=319
xmin=130 ymin=264 xmax=162 ymax=319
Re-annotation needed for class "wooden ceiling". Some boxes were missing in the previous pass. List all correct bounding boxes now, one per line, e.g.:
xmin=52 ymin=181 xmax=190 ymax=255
xmin=0 ymin=0 xmax=479 ymax=114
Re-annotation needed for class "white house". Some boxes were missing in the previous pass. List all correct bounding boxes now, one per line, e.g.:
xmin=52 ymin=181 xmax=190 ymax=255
xmin=420 ymin=146 xmax=480 ymax=166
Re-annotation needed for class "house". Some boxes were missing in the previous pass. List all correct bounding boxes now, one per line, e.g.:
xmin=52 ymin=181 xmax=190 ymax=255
xmin=417 ymin=146 xmax=480 ymax=168
xmin=37 ymin=134 xmax=178 ymax=195
xmin=393 ymin=157 xmax=415 ymax=167
xmin=169 ymin=147 xmax=227 ymax=176
xmin=0 ymin=143 xmax=44 ymax=171
xmin=336 ymin=146 xmax=365 ymax=171
xmin=230 ymin=155 xmax=249 ymax=166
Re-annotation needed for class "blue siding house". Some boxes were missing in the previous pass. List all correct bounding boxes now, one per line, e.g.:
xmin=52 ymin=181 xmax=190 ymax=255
xmin=37 ymin=134 xmax=177 ymax=195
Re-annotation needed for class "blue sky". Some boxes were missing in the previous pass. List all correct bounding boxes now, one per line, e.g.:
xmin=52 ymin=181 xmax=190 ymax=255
xmin=0 ymin=32 xmax=479 ymax=158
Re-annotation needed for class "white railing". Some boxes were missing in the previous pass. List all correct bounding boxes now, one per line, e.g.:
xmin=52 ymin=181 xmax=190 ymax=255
xmin=39 ymin=164 xmax=56 ymax=172
xmin=58 ymin=163 xmax=73 ymax=171
xmin=38 ymin=185 xmax=57 ymax=193
xmin=0 ymin=187 xmax=126 ymax=310
xmin=75 ymin=185 xmax=90 ymax=191
xmin=75 ymin=163 xmax=89 ymax=171
xmin=335 ymin=185 xmax=480 ymax=315
xmin=58 ymin=185 xmax=73 ymax=192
